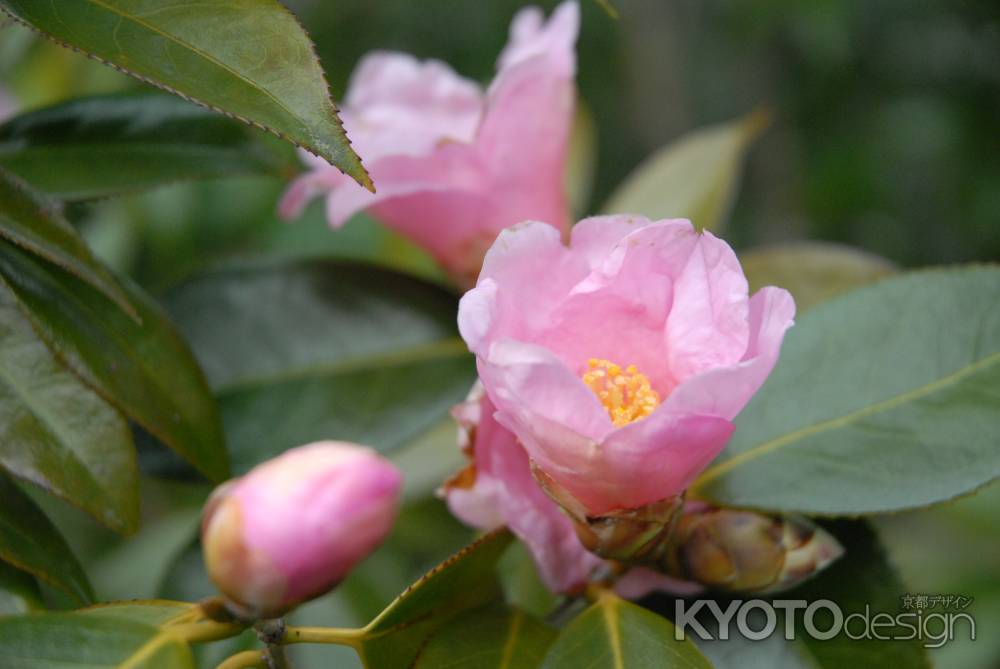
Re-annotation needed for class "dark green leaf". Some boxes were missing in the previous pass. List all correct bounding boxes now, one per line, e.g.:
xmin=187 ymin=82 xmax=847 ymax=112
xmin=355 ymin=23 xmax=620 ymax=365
xmin=0 ymin=241 xmax=229 ymax=483
xmin=693 ymin=267 xmax=1000 ymax=514
xmin=0 ymin=93 xmax=291 ymax=201
xmin=741 ymin=242 xmax=895 ymax=313
xmin=0 ymin=286 xmax=138 ymax=534
xmin=602 ymin=111 xmax=767 ymax=231
xmin=788 ymin=521 xmax=931 ymax=668
xmin=414 ymin=603 xmax=557 ymax=668
xmin=0 ymin=609 xmax=195 ymax=669
xmin=0 ymin=473 xmax=94 ymax=604
xmin=541 ymin=594 xmax=713 ymax=668
xmin=165 ymin=260 xmax=474 ymax=472
xmin=0 ymin=559 xmax=43 ymax=615
xmin=0 ymin=168 xmax=134 ymax=317
xmin=306 ymin=529 xmax=512 ymax=669
xmin=0 ymin=0 xmax=369 ymax=189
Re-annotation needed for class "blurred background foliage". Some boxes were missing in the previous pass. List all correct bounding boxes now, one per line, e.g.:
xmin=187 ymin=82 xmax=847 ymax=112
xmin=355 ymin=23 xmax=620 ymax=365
xmin=1 ymin=2 xmax=998 ymax=668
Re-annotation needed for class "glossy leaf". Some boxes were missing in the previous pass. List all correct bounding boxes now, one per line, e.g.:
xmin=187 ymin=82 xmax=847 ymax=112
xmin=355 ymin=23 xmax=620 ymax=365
xmin=0 ymin=560 xmax=43 ymax=615
xmin=0 ymin=285 xmax=138 ymax=534
xmin=165 ymin=260 xmax=474 ymax=472
xmin=741 ymin=242 xmax=895 ymax=312
xmin=0 ymin=0 xmax=370 ymax=189
xmin=339 ymin=529 xmax=513 ymax=669
xmin=602 ymin=111 xmax=767 ymax=231
xmin=414 ymin=603 xmax=557 ymax=668
xmin=0 ymin=168 xmax=134 ymax=317
xmin=0 ymin=601 xmax=199 ymax=669
xmin=0 ymin=241 xmax=229 ymax=483
xmin=0 ymin=473 xmax=94 ymax=604
xmin=541 ymin=593 xmax=712 ymax=669
xmin=0 ymin=93 xmax=291 ymax=201
xmin=693 ymin=267 xmax=1000 ymax=514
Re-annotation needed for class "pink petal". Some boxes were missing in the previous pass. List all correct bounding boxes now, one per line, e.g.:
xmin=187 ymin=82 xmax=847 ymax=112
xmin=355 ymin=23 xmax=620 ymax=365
xmin=665 ymin=286 xmax=796 ymax=420
xmin=497 ymin=1 xmax=580 ymax=77
xmin=615 ymin=568 xmax=705 ymax=599
xmin=445 ymin=391 xmax=601 ymax=593
xmin=665 ymin=231 xmax=751 ymax=382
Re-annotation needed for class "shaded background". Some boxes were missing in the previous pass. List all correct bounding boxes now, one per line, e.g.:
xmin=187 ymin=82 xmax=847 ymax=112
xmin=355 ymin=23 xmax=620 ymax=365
xmin=1 ymin=2 xmax=998 ymax=668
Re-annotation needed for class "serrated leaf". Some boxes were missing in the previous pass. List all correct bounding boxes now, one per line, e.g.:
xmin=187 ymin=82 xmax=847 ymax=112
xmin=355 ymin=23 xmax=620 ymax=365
xmin=0 ymin=285 xmax=138 ymax=534
xmin=0 ymin=92 xmax=291 ymax=201
xmin=541 ymin=593 xmax=713 ymax=669
xmin=414 ymin=603 xmax=557 ymax=668
xmin=0 ymin=241 xmax=229 ymax=483
xmin=741 ymin=242 xmax=895 ymax=313
xmin=165 ymin=260 xmax=474 ymax=473
xmin=0 ymin=168 xmax=134 ymax=317
xmin=319 ymin=529 xmax=512 ymax=669
xmin=0 ymin=560 xmax=43 ymax=615
xmin=602 ymin=111 xmax=767 ymax=231
xmin=0 ymin=473 xmax=94 ymax=604
xmin=0 ymin=0 xmax=369 ymax=189
xmin=693 ymin=267 xmax=1000 ymax=515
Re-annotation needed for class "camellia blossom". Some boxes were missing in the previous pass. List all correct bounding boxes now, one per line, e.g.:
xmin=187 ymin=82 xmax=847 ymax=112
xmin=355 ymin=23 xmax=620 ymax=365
xmin=447 ymin=215 xmax=796 ymax=591
xmin=201 ymin=442 xmax=402 ymax=617
xmin=279 ymin=2 xmax=579 ymax=285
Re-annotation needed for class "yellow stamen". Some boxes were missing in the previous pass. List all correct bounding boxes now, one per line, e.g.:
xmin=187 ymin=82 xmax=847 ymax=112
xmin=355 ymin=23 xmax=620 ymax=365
xmin=582 ymin=358 xmax=661 ymax=427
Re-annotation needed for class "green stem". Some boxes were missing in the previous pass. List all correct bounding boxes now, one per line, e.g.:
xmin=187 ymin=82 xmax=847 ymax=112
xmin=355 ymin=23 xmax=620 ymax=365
xmin=173 ymin=620 xmax=247 ymax=644
xmin=282 ymin=625 xmax=366 ymax=648
xmin=215 ymin=650 xmax=266 ymax=669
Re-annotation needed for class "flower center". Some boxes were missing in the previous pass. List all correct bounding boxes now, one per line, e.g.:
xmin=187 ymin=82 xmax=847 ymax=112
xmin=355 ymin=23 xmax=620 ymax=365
xmin=582 ymin=358 xmax=661 ymax=427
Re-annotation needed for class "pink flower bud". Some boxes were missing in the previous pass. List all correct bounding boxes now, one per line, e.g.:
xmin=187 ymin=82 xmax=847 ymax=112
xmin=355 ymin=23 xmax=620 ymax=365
xmin=201 ymin=442 xmax=402 ymax=617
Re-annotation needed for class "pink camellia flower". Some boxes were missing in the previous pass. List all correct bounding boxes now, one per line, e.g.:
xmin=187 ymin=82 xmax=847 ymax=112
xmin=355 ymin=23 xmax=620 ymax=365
xmin=201 ymin=442 xmax=402 ymax=617
xmin=448 ymin=215 xmax=795 ymax=591
xmin=279 ymin=2 xmax=579 ymax=285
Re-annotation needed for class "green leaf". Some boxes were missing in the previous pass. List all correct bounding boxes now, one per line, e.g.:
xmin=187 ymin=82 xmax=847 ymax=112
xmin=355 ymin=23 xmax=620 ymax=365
xmin=541 ymin=593 xmax=713 ymax=669
xmin=0 ymin=93 xmax=291 ymax=201
xmin=79 ymin=599 xmax=195 ymax=627
xmin=0 ymin=285 xmax=138 ymax=534
xmin=0 ymin=0 xmax=370 ymax=190
xmin=741 ymin=242 xmax=895 ymax=313
xmin=0 ymin=605 xmax=197 ymax=669
xmin=0 ymin=168 xmax=134 ymax=318
xmin=165 ymin=260 xmax=474 ymax=472
xmin=0 ymin=559 xmax=43 ymax=615
xmin=331 ymin=529 xmax=513 ymax=669
xmin=91 ymin=501 xmax=203 ymax=602
xmin=0 ymin=473 xmax=94 ymax=604
xmin=414 ymin=603 xmax=557 ymax=668
xmin=789 ymin=521 xmax=931 ymax=668
xmin=0 ymin=241 xmax=229 ymax=483
xmin=602 ymin=111 xmax=767 ymax=231
xmin=693 ymin=266 xmax=1000 ymax=514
